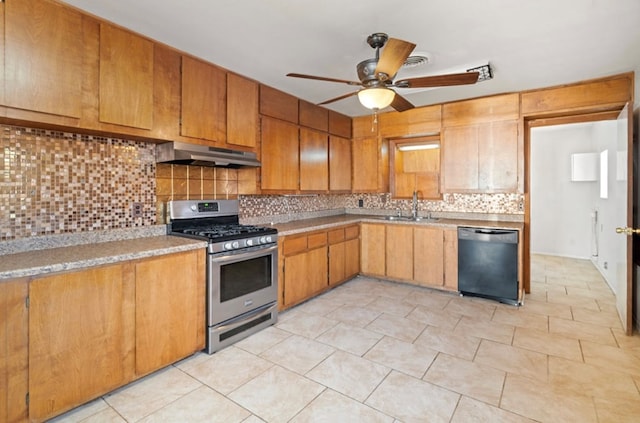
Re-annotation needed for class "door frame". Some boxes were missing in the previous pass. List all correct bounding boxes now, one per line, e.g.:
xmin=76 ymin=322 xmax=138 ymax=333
xmin=522 ymin=108 xmax=633 ymax=332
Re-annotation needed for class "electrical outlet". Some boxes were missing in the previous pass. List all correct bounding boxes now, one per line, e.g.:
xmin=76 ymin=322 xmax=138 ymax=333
xmin=358 ymin=199 xmax=364 ymax=208
xmin=131 ymin=202 xmax=143 ymax=218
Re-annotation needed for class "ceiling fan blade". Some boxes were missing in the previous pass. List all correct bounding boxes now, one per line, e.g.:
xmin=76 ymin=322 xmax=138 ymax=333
xmin=374 ymin=38 xmax=416 ymax=80
xmin=286 ymin=73 xmax=361 ymax=86
xmin=390 ymin=92 xmax=414 ymax=112
xmin=317 ymin=90 xmax=359 ymax=105
xmin=394 ymin=72 xmax=480 ymax=88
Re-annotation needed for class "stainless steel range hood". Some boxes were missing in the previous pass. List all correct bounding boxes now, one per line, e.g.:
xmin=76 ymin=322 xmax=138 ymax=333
xmin=156 ymin=141 xmax=260 ymax=168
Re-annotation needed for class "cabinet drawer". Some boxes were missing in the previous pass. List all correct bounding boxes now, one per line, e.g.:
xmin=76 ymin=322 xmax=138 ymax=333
xmin=328 ymin=228 xmax=345 ymax=244
xmin=283 ymin=236 xmax=307 ymax=256
xmin=307 ymin=232 xmax=327 ymax=249
xmin=345 ymin=225 xmax=360 ymax=240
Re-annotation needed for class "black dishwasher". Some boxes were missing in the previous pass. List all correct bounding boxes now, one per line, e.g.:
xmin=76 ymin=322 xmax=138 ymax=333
xmin=457 ymin=227 xmax=519 ymax=306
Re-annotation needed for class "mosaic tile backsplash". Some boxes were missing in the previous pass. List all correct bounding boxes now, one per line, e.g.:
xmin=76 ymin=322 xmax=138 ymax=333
xmin=2 ymin=123 xmax=523 ymax=242
xmin=1 ymin=125 xmax=156 ymax=241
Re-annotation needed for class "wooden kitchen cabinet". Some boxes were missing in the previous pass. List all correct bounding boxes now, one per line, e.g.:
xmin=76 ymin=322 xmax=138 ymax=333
xmin=0 ymin=278 xmax=28 ymax=423
xmin=414 ymin=226 xmax=444 ymax=287
xmin=281 ymin=232 xmax=328 ymax=308
xmin=443 ymin=228 xmax=458 ymax=290
xmin=360 ymin=223 xmax=386 ymax=277
xmin=385 ymin=224 xmax=414 ymax=281
xmin=329 ymin=135 xmax=352 ymax=192
xmin=25 ymin=248 xmax=205 ymax=422
xmin=99 ymin=23 xmax=154 ymax=130
xmin=299 ymin=100 xmax=329 ymax=132
xmin=300 ymin=127 xmax=329 ymax=192
xmin=442 ymin=94 xmax=519 ymax=193
xmin=328 ymin=110 xmax=352 ymax=138
xmin=378 ymin=104 xmax=442 ymax=139
xmin=181 ymin=56 xmax=227 ymax=143
xmin=227 ymin=73 xmax=259 ymax=149
xmin=2 ymin=0 xmax=84 ymax=121
xmin=135 ymin=250 xmax=205 ymax=376
xmin=328 ymin=225 xmax=360 ymax=286
xmin=260 ymin=85 xmax=298 ymax=123
xmin=28 ymin=264 xmax=136 ymax=422
xmin=260 ymin=117 xmax=299 ymax=192
xmin=442 ymin=120 xmax=518 ymax=192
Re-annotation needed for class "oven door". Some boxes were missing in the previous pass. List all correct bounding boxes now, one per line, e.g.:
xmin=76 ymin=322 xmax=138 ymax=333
xmin=208 ymin=244 xmax=278 ymax=325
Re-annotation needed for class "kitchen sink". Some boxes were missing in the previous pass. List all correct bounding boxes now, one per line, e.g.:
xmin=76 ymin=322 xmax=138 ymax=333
xmin=378 ymin=216 xmax=439 ymax=222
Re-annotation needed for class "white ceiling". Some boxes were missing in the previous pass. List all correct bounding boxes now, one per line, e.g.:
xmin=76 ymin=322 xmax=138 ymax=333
xmin=60 ymin=0 xmax=640 ymax=117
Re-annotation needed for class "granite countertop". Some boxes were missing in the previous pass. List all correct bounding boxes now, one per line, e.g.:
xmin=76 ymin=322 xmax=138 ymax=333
xmin=0 ymin=235 xmax=207 ymax=280
xmin=272 ymin=214 xmax=524 ymax=236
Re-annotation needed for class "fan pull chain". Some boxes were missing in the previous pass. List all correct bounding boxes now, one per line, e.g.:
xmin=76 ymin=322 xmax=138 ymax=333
xmin=371 ymin=109 xmax=378 ymax=132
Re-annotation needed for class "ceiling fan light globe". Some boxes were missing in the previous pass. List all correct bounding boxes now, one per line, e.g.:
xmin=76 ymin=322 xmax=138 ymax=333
xmin=358 ymin=88 xmax=395 ymax=110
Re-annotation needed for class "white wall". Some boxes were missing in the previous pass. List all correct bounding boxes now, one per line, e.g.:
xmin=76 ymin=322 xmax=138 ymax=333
xmin=530 ymin=123 xmax=597 ymax=259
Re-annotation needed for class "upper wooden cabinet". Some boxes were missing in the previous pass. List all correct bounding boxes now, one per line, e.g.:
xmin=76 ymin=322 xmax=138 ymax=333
xmin=521 ymin=74 xmax=633 ymax=116
xmin=227 ymin=73 xmax=259 ymax=149
xmin=351 ymin=115 xmax=388 ymax=193
xmin=379 ymin=104 xmax=442 ymax=139
xmin=259 ymin=85 xmax=298 ymax=123
xmin=328 ymin=110 xmax=352 ymax=138
xmin=260 ymin=117 xmax=299 ymax=192
xmin=299 ymin=100 xmax=328 ymax=131
xmin=442 ymin=94 xmax=520 ymax=193
xmin=329 ymin=135 xmax=352 ymax=192
xmin=3 ymin=0 xmax=83 ymax=119
xmin=299 ymin=127 xmax=329 ymax=192
xmin=99 ymin=23 xmax=154 ymax=129
xmin=181 ymin=56 xmax=227 ymax=142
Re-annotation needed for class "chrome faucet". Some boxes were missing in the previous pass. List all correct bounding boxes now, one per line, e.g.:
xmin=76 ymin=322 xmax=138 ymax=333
xmin=412 ymin=190 xmax=418 ymax=219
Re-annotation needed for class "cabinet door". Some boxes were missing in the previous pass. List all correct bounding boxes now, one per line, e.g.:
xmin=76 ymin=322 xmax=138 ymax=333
xmin=329 ymin=242 xmax=346 ymax=286
xmin=443 ymin=229 xmax=458 ymax=291
xmin=261 ymin=117 xmax=299 ymax=192
xmin=29 ymin=264 xmax=135 ymax=421
xmin=300 ymin=127 xmax=329 ymax=192
xmin=352 ymin=137 xmax=380 ymax=192
xmin=0 ymin=279 xmax=28 ymax=423
xmin=4 ymin=0 xmax=83 ymax=118
xmin=344 ymin=237 xmax=360 ymax=279
xmin=181 ymin=56 xmax=226 ymax=142
xmin=283 ymin=246 xmax=328 ymax=307
xmin=329 ymin=135 xmax=352 ymax=192
xmin=414 ymin=226 xmax=444 ymax=287
xmin=227 ymin=73 xmax=258 ymax=149
xmin=442 ymin=125 xmax=479 ymax=191
xmin=135 ymin=250 xmax=205 ymax=376
xmin=386 ymin=225 xmax=414 ymax=281
xmin=360 ymin=223 xmax=386 ymax=277
xmin=478 ymin=120 xmax=518 ymax=191
xmin=99 ymin=24 xmax=153 ymax=129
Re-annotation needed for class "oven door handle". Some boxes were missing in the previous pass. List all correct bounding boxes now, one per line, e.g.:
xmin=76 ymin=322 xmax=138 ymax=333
xmin=212 ymin=243 xmax=278 ymax=264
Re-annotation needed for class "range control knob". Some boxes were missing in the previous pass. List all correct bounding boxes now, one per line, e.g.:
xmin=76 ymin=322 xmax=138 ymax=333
xmin=190 ymin=205 xmax=198 ymax=212
xmin=264 ymin=236 xmax=272 ymax=243
xmin=224 ymin=242 xmax=233 ymax=250
xmin=246 ymin=239 xmax=254 ymax=246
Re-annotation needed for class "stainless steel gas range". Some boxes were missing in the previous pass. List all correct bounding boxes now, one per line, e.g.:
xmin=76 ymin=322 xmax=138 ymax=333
xmin=168 ymin=199 xmax=278 ymax=354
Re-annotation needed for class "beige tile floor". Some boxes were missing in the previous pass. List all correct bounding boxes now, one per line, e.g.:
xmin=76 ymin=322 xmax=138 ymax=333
xmin=52 ymin=254 xmax=640 ymax=422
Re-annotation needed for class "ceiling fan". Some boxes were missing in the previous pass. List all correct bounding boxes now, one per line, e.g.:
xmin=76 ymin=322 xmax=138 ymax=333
xmin=287 ymin=33 xmax=480 ymax=112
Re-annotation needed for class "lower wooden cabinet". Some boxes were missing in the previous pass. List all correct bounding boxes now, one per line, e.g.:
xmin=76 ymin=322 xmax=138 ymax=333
xmin=23 ymin=249 xmax=204 ymax=422
xmin=280 ymin=224 xmax=360 ymax=309
xmin=135 ymin=251 xmax=205 ymax=376
xmin=361 ymin=222 xmax=459 ymax=291
xmin=360 ymin=223 xmax=386 ymax=277
xmin=328 ymin=225 xmax=360 ymax=286
xmin=28 ymin=263 xmax=135 ymax=422
xmin=0 ymin=278 xmax=29 ymax=423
